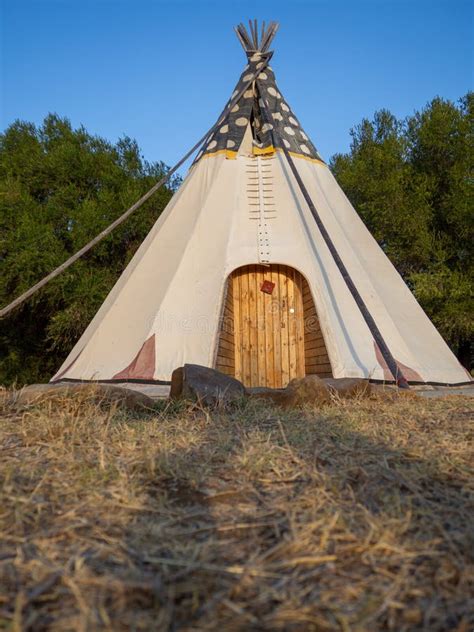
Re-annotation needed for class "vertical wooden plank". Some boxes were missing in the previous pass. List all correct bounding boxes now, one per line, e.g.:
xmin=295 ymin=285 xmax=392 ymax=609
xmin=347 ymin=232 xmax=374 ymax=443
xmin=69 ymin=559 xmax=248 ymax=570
xmin=271 ymin=265 xmax=282 ymax=388
xmin=279 ymin=265 xmax=290 ymax=387
xmin=240 ymin=268 xmax=251 ymax=386
xmin=264 ymin=268 xmax=275 ymax=388
xmin=256 ymin=266 xmax=267 ymax=387
xmin=287 ymin=267 xmax=298 ymax=380
xmin=302 ymin=276 xmax=333 ymax=378
xmin=215 ymin=276 xmax=237 ymax=377
xmin=249 ymin=265 xmax=258 ymax=387
xmin=294 ymin=270 xmax=306 ymax=377
xmin=233 ymin=271 xmax=242 ymax=382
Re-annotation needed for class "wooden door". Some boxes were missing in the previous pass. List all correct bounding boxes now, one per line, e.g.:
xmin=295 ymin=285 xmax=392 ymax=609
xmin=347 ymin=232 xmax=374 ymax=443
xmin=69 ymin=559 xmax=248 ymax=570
xmin=215 ymin=264 xmax=332 ymax=388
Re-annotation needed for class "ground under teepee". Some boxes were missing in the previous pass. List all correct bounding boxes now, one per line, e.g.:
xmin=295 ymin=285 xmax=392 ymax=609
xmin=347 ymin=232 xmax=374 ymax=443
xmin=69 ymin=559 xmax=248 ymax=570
xmin=51 ymin=22 xmax=471 ymax=389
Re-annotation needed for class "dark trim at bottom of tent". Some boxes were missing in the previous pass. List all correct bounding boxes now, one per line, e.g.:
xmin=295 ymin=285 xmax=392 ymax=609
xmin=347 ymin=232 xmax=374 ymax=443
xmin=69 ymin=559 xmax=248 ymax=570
xmin=368 ymin=378 xmax=473 ymax=388
xmin=52 ymin=377 xmax=172 ymax=386
xmin=52 ymin=377 xmax=472 ymax=388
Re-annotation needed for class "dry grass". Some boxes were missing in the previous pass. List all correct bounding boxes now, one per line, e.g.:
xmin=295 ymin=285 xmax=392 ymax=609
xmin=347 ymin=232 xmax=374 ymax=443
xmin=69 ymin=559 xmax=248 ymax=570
xmin=0 ymin=390 xmax=473 ymax=631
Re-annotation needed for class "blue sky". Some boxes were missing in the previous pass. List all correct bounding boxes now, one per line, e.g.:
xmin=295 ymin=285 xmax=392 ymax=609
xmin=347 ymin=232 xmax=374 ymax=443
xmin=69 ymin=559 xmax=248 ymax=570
xmin=1 ymin=0 xmax=472 ymax=173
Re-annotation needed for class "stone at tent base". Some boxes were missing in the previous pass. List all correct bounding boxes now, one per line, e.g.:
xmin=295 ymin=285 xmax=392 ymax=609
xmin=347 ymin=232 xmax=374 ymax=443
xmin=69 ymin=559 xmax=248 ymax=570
xmin=324 ymin=377 xmax=373 ymax=399
xmin=250 ymin=375 xmax=373 ymax=407
xmin=170 ymin=364 xmax=247 ymax=406
xmin=250 ymin=375 xmax=328 ymax=407
xmin=370 ymin=383 xmax=420 ymax=400
xmin=167 ymin=367 xmax=417 ymax=408
xmin=7 ymin=382 xmax=155 ymax=411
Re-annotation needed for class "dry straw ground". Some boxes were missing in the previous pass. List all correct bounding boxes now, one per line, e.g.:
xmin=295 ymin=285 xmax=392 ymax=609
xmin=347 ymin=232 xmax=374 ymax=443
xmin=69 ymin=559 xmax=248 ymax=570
xmin=0 ymin=390 xmax=473 ymax=631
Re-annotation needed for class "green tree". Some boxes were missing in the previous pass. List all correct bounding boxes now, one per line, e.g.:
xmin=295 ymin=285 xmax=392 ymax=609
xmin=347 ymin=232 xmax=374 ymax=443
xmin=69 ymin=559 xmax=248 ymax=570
xmin=330 ymin=94 xmax=473 ymax=368
xmin=0 ymin=114 xmax=179 ymax=385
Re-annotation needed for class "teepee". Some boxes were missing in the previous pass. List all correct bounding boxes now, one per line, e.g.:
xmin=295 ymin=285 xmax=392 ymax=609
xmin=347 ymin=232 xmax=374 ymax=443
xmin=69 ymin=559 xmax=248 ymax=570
xmin=51 ymin=21 xmax=470 ymax=388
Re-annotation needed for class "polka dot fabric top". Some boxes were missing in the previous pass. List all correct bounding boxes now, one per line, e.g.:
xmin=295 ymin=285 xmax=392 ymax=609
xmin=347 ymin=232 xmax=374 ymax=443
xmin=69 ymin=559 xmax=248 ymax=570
xmin=193 ymin=51 xmax=324 ymax=165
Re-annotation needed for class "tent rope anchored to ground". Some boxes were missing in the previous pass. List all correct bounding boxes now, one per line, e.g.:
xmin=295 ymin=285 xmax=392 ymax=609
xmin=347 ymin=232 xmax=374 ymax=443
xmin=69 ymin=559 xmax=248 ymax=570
xmin=3 ymin=21 xmax=471 ymax=389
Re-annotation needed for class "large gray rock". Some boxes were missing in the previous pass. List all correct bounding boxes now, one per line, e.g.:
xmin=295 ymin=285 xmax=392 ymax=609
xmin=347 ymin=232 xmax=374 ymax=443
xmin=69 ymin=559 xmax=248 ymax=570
xmin=7 ymin=382 xmax=155 ymax=411
xmin=170 ymin=365 xmax=247 ymax=406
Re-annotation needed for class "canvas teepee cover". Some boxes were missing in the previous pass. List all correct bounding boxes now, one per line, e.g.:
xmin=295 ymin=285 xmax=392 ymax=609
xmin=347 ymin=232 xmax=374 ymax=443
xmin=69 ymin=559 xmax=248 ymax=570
xmin=51 ymin=22 xmax=471 ymax=388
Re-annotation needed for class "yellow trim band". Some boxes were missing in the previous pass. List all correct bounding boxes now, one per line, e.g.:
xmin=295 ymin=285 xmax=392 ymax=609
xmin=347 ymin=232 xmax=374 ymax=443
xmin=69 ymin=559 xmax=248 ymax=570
xmin=253 ymin=145 xmax=326 ymax=164
xmin=198 ymin=148 xmax=238 ymax=161
xmin=279 ymin=148 xmax=326 ymax=166
xmin=252 ymin=144 xmax=276 ymax=155
xmin=195 ymin=147 xmax=325 ymax=166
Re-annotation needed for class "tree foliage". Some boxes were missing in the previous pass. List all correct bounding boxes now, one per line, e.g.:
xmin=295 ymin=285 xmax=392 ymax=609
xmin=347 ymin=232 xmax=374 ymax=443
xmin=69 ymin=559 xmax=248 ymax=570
xmin=330 ymin=94 xmax=473 ymax=368
xmin=0 ymin=114 xmax=179 ymax=385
